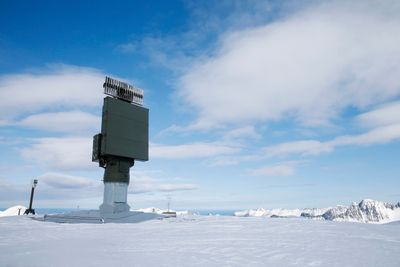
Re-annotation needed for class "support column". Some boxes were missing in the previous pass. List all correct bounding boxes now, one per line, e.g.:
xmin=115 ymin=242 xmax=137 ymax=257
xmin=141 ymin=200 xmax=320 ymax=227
xmin=99 ymin=157 xmax=134 ymax=215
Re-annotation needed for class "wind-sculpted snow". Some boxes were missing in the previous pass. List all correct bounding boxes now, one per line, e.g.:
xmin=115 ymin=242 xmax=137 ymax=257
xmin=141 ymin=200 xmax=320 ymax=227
xmin=1 ymin=215 xmax=400 ymax=267
xmin=235 ymin=199 xmax=400 ymax=224
xmin=0 ymin=205 xmax=26 ymax=217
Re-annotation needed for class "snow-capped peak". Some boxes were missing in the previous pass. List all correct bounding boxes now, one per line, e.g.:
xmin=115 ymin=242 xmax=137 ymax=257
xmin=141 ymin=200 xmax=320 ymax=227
xmin=323 ymin=199 xmax=399 ymax=223
xmin=235 ymin=199 xmax=400 ymax=224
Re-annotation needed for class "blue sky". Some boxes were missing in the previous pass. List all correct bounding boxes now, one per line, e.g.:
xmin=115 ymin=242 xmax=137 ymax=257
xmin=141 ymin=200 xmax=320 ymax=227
xmin=1 ymin=0 xmax=400 ymax=210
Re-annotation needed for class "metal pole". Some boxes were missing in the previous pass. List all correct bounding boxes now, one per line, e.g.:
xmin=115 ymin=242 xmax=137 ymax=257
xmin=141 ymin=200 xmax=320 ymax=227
xmin=24 ymin=179 xmax=38 ymax=215
xmin=28 ymin=186 xmax=35 ymax=210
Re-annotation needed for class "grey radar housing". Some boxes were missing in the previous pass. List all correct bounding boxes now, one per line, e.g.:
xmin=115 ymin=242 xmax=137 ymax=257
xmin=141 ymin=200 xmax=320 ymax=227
xmin=93 ymin=76 xmax=148 ymax=215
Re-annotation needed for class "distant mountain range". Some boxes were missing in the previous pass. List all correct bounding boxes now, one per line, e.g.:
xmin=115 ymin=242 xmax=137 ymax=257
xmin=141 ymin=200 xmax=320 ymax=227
xmin=235 ymin=199 xmax=400 ymax=224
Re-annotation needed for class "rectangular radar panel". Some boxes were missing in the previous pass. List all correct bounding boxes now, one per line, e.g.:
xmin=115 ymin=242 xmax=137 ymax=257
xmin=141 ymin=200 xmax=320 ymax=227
xmin=100 ymin=96 xmax=149 ymax=161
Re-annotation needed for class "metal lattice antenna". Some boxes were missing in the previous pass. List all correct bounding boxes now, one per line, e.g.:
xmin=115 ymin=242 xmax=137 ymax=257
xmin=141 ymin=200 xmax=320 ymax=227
xmin=103 ymin=76 xmax=144 ymax=105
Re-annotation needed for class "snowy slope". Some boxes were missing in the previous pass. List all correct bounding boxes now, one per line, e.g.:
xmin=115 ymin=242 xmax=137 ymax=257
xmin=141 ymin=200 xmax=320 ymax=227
xmin=0 ymin=205 xmax=26 ymax=217
xmin=235 ymin=199 xmax=400 ymax=224
xmin=0 ymin=215 xmax=399 ymax=267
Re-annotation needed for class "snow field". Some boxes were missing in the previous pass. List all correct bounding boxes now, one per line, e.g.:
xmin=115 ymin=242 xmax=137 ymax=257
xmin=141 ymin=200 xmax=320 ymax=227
xmin=0 ymin=215 xmax=399 ymax=267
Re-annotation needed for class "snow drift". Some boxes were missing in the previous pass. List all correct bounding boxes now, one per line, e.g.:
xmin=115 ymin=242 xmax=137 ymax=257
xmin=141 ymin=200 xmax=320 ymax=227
xmin=0 ymin=205 xmax=26 ymax=217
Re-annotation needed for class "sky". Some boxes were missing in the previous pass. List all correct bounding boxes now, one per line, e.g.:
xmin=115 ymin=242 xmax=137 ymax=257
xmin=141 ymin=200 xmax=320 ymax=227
xmin=0 ymin=0 xmax=400 ymax=210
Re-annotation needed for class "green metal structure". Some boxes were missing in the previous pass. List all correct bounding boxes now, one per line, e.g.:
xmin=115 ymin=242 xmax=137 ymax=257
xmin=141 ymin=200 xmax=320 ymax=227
xmin=92 ymin=76 xmax=148 ymax=214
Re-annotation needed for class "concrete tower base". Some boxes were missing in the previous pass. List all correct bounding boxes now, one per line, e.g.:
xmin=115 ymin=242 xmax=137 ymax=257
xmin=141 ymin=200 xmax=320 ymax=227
xmin=99 ymin=182 xmax=130 ymax=215
xmin=43 ymin=210 xmax=162 ymax=224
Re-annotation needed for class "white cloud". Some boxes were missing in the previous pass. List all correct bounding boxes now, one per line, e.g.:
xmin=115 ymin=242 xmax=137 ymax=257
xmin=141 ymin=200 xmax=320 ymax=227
xmin=0 ymin=64 xmax=105 ymax=120
xmin=129 ymin=177 xmax=197 ymax=194
xmin=250 ymin=163 xmax=296 ymax=177
xmin=20 ymin=137 xmax=94 ymax=171
xmin=211 ymin=154 xmax=263 ymax=166
xmin=0 ymin=176 xmax=27 ymax=202
xmin=0 ymin=174 xmax=101 ymax=206
xmin=39 ymin=173 xmax=97 ymax=189
xmin=212 ymin=156 xmax=241 ymax=167
xmin=263 ymin=124 xmax=400 ymax=157
xmin=156 ymin=183 xmax=197 ymax=192
xmin=264 ymin=140 xmax=332 ymax=157
xmin=18 ymin=111 xmax=100 ymax=134
xmin=116 ymin=43 xmax=137 ymax=53
xmin=178 ymin=0 xmax=400 ymax=129
xmin=150 ymin=142 xmax=240 ymax=159
xmin=129 ymin=173 xmax=197 ymax=194
xmin=331 ymin=124 xmax=400 ymax=147
xmin=223 ymin=125 xmax=261 ymax=141
xmin=356 ymin=101 xmax=400 ymax=128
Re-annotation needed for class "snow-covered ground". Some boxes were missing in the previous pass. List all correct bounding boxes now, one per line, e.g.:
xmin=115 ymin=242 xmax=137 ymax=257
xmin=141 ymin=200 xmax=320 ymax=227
xmin=1 ymin=215 xmax=399 ymax=267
